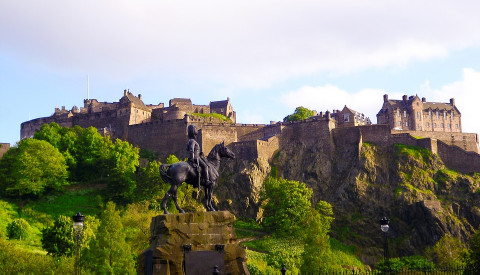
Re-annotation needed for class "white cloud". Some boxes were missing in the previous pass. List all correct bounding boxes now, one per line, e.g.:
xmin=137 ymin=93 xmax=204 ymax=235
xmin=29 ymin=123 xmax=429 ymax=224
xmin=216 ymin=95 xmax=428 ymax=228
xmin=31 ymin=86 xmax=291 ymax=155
xmin=1 ymin=1 xmax=480 ymax=88
xmin=421 ymin=68 xmax=480 ymax=135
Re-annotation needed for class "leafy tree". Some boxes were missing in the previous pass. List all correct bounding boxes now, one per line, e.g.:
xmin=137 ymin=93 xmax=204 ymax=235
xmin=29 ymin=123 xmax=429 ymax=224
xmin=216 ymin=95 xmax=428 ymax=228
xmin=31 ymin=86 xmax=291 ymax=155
xmin=81 ymin=202 xmax=135 ymax=274
xmin=7 ymin=218 xmax=31 ymax=240
xmin=0 ymin=139 xmax=68 ymax=197
xmin=41 ymin=215 xmax=99 ymax=257
xmin=283 ymin=106 xmax=315 ymax=122
xmin=261 ymin=177 xmax=313 ymax=236
xmin=107 ymin=139 xmax=139 ymax=203
xmin=424 ymin=234 xmax=468 ymax=266
xmin=468 ymin=228 xmax=480 ymax=267
xmin=122 ymin=202 xmax=159 ymax=254
xmin=134 ymin=160 xmax=166 ymax=202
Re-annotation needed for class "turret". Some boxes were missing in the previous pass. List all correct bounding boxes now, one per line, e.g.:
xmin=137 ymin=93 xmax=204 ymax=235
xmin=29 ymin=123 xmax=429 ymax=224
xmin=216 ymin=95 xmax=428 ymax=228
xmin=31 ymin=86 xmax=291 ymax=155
xmin=450 ymin=98 xmax=455 ymax=106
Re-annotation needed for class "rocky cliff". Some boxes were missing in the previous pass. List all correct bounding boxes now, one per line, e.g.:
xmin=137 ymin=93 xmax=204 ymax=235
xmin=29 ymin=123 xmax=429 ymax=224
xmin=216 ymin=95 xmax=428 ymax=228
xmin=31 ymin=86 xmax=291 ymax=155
xmin=216 ymin=131 xmax=480 ymax=264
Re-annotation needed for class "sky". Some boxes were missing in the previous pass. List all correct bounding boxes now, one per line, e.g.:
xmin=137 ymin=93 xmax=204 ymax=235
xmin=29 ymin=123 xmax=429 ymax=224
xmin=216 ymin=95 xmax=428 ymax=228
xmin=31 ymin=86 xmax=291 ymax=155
xmin=2 ymin=1 xmax=480 ymax=146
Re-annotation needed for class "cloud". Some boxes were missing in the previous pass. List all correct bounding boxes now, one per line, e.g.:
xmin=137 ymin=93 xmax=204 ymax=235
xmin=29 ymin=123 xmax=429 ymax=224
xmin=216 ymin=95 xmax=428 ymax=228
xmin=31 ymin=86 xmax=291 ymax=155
xmin=421 ymin=68 xmax=480 ymax=135
xmin=1 ymin=1 xmax=480 ymax=88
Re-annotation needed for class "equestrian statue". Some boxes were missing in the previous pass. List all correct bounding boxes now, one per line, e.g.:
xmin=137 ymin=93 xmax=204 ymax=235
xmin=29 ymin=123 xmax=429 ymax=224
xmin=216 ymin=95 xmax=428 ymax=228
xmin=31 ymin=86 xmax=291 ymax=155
xmin=159 ymin=124 xmax=235 ymax=214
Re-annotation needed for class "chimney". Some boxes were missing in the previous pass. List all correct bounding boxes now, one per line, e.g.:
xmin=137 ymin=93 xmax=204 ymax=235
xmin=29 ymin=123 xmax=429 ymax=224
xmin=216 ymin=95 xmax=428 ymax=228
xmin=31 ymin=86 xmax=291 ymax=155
xmin=325 ymin=110 xmax=330 ymax=118
xmin=422 ymin=97 xmax=426 ymax=102
xmin=402 ymin=95 xmax=407 ymax=102
xmin=383 ymin=94 xmax=388 ymax=102
xmin=450 ymin=98 xmax=455 ymax=106
xmin=138 ymin=94 xmax=142 ymax=100
xmin=124 ymin=89 xmax=128 ymax=96
xmin=62 ymin=106 xmax=65 ymax=111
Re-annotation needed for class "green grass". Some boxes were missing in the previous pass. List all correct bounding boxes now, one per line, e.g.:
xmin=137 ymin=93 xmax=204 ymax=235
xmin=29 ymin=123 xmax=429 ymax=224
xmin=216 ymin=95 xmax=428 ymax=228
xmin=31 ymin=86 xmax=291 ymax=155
xmin=394 ymin=143 xmax=432 ymax=162
xmin=235 ymin=219 xmax=263 ymax=231
xmin=190 ymin=112 xmax=232 ymax=122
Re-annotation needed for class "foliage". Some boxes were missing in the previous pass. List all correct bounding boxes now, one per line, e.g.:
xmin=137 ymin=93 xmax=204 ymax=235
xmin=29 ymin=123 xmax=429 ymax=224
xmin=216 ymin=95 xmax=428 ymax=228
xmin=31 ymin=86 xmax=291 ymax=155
xmin=7 ymin=218 xmax=31 ymax=240
xmin=235 ymin=219 xmax=263 ymax=231
xmin=0 ymin=139 xmax=69 ymax=197
xmin=165 ymin=154 xmax=181 ymax=164
xmin=122 ymin=201 xmax=159 ymax=254
xmin=81 ymin=202 xmax=135 ymax=274
xmin=41 ymin=214 xmax=99 ymax=257
xmin=468 ymin=228 xmax=480 ymax=267
xmin=376 ymin=255 xmax=434 ymax=272
xmin=424 ymin=234 xmax=468 ymax=266
xmin=394 ymin=143 xmax=434 ymax=163
xmin=139 ymin=148 xmax=158 ymax=161
xmin=190 ymin=112 xmax=232 ymax=122
xmin=0 ymin=237 xmax=74 ymax=274
xmin=0 ymin=200 xmax=17 ymax=238
xmin=134 ymin=160 xmax=166 ymax=201
xmin=283 ymin=106 xmax=315 ymax=122
xmin=261 ymin=177 xmax=313 ymax=236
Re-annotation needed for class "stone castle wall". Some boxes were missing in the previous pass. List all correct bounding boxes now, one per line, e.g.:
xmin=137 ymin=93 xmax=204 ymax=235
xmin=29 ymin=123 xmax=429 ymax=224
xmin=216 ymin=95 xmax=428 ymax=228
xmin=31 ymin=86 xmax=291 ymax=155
xmin=0 ymin=143 xmax=10 ymax=159
xmin=436 ymin=140 xmax=480 ymax=174
xmin=391 ymin=130 xmax=478 ymax=153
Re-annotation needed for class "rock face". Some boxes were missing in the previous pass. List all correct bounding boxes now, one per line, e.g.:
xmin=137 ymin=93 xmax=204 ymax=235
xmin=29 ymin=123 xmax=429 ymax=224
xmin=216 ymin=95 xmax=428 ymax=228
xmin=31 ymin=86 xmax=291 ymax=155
xmin=138 ymin=211 xmax=249 ymax=275
xmin=215 ymin=130 xmax=480 ymax=265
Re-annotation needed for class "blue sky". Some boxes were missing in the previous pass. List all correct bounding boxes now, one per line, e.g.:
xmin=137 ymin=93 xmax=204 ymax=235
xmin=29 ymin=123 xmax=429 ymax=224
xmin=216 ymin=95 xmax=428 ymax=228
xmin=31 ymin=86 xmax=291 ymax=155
xmin=2 ymin=1 xmax=480 ymax=146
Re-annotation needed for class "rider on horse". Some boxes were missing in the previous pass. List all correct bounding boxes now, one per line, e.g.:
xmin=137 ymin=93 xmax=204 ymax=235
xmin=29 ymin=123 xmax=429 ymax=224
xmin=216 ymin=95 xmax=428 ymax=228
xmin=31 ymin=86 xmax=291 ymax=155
xmin=186 ymin=124 xmax=212 ymax=190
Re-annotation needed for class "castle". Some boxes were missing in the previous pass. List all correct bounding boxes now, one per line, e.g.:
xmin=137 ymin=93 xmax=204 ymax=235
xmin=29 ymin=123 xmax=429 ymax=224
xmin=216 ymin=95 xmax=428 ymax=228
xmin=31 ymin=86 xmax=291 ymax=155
xmin=19 ymin=91 xmax=480 ymax=173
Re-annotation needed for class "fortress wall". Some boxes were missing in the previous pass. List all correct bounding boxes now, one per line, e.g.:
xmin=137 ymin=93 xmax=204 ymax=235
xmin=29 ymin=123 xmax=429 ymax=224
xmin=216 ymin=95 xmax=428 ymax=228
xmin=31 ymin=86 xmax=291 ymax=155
xmin=332 ymin=127 xmax=362 ymax=149
xmin=357 ymin=124 xmax=392 ymax=145
xmin=437 ymin=140 xmax=480 ymax=173
xmin=20 ymin=116 xmax=74 ymax=140
xmin=235 ymin=124 xmax=267 ymax=140
xmin=392 ymin=130 xmax=479 ymax=153
xmin=391 ymin=134 xmax=437 ymax=152
xmin=198 ymin=126 xmax=237 ymax=155
xmin=256 ymin=136 xmax=280 ymax=161
xmin=0 ymin=143 xmax=10 ymax=159
xmin=74 ymin=110 xmax=129 ymax=139
xmin=229 ymin=140 xmax=258 ymax=161
xmin=237 ymin=124 xmax=282 ymax=142
xmin=127 ymin=120 xmax=188 ymax=158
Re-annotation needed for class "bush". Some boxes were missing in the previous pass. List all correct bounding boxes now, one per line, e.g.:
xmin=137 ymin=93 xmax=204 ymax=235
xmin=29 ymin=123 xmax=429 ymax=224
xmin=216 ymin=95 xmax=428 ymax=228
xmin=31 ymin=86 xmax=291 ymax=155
xmin=6 ymin=218 xmax=31 ymax=240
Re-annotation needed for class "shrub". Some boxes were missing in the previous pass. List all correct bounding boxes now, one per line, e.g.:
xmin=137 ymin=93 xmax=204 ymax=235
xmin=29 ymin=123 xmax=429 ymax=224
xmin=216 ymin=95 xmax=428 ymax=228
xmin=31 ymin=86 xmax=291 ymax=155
xmin=6 ymin=218 xmax=31 ymax=240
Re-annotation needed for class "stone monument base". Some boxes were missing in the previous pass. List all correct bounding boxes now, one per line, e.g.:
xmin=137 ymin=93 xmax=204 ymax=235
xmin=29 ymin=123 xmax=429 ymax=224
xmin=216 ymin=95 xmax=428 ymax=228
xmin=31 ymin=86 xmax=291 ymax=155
xmin=138 ymin=211 xmax=249 ymax=275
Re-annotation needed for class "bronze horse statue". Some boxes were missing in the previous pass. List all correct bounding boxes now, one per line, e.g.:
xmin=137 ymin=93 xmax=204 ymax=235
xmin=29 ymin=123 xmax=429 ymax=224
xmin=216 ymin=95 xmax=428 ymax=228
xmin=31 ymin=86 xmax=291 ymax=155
xmin=159 ymin=142 xmax=235 ymax=214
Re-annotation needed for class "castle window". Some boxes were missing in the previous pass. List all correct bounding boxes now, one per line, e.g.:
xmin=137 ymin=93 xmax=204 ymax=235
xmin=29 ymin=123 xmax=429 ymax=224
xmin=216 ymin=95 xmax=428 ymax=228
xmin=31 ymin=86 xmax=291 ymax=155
xmin=405 ymin=121 xmax=408 ymax=126
xmin=441 ymin=123 xmax=444 ymax=128
xmin=448 ymin=124 xmax=451 ymax=128
xmin=397 ymin=121 xmax=401 ymax=126
xmin=397 ymin=110 xmax=400 ymax=117
xmin=452 ymin=112 xmax=454 ymax=119
xmin=416 ymin=111 xmax=420 ymax=119
xmin=456 ymin=124 xmax=459 ymax=129
xmin=436 ymin=111 xmax=439 ymax=120
xmin=429 ymin=110 xmax=432 ymax=118
xmin=426 ymin=122 xmax=430 ymax=127
xmin=444 ymin=112 xmax=446 ymax=119
xmin=404 ymin=110 xmax=407 ymax=118
xmin=343 ymin=114 xmax=350 ymax=122
xmin=434 ymin=123 xmax=437 ymax=128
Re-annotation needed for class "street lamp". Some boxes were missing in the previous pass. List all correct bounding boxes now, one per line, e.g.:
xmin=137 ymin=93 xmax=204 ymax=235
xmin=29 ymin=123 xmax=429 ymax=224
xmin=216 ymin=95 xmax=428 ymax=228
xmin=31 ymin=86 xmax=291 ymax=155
xmin=379 ymin=216 xmax=390 ymax=271
xmin=73 ymin=212 xmax=84 ymax=275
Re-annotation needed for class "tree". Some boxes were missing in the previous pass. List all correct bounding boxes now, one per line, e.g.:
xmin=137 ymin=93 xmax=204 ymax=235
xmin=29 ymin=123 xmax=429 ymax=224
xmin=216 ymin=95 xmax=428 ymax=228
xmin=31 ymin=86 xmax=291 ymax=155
xmin=300 ymin=201 xmax=334 ymax=273
xmin=0 ymin=139 xmax=68 ymax=197
xmin=261 ymin=177 xmax=313 ymax=236
xmin=283 ymin=106 xmax=315 ymax=122
xmin=7 ymin=218 xmax=31 ymax=240
xmin=424 ymin=234 xmax=468 ymax=266
xmin=107 ymin=139 xmax=139 ymax=203
xmin=41 ymin=215 xmax=99 ymax=257
xmin=468 ymin=228 xmax=480 ymax=267
xmin=81 ymin=202 xmax=135 ymax=274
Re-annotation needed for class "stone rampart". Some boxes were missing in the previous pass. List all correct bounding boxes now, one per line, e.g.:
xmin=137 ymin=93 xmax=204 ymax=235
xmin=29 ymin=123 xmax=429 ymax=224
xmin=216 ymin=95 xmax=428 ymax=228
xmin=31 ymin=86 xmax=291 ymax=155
xmin=0 ymin=143 xmax=10 ymax=159
xmin=436 ymin=140 xmax=480 ymax=174
xmin=199 ymin=127 xmax=237 ymax=155
xmin=392 ymin=130 xmax=479 ymax=153
xmin=357 ymin=124 xmax=391 ymax=145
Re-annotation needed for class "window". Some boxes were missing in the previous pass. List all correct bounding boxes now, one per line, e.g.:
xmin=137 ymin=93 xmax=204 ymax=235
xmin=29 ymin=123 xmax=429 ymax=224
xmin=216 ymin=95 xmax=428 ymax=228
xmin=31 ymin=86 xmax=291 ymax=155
xmin=434 ymin=123 xmax=437 ymax=128
xmin=452 ymin=112 xmax=454 ymax=119
xmin=426 ymin=122 xmax=430 ymax=127
xmin=398 ymin=121 xmax=401 ymax=126
xmin=343 ymin=114 xmax=350 ymax=122
xmin=404 ymin=110 xmax=407 ymax=117
xmin=416 ymin=111 xmax=420 ymax=119
xmin=429 ymin=110 xmax=432 ymax=118
xmin=441 ymin=123 xmax=444 ymax=128
xmin=436 ymin=111 xmax=439 ymax=120
xmin=456 ymin=124 xmax=459 ymax=129
xmin=444 ymin=112 xmax=446 ymax=119
xmin=405 ymin=122 xmax=409 ymax=126
xmin=448 ymin=124 xmax=451 ymax=128
xmin=397 ymin=110 xmax=400 ymax=117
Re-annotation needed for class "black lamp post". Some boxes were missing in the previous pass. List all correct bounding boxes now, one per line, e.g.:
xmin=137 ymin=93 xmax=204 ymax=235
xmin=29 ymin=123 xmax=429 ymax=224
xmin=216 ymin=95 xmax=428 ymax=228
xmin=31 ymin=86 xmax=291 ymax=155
xmin=380 ymin=216 xmax=390 ymax=271
xmin=73 ymin=212 xmax=84 ymax=275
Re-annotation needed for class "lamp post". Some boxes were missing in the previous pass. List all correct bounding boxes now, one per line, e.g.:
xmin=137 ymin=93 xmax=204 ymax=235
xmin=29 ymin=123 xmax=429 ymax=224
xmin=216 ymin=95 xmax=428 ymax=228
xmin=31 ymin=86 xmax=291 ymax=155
xmin=380 ymin=216 xmax=390 ymax=272
xmin=73 ymin=212 xmax=84 ymax=275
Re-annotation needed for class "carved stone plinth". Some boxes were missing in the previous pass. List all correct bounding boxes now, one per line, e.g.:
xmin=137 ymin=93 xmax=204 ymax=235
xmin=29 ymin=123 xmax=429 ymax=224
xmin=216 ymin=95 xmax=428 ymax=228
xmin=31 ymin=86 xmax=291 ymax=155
xmin=138 ymin=211 xmax=249 ymax=275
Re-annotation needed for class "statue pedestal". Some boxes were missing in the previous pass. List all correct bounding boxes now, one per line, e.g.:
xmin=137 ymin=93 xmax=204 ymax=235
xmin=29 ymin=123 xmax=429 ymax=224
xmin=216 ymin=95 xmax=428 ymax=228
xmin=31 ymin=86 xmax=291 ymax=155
xmin=138 ymin=211 xmax=249 ymax=275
